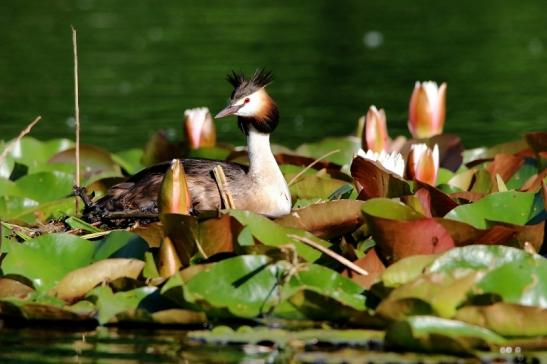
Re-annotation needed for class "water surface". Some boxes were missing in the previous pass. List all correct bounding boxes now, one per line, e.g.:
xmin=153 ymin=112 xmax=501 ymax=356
xmin=1 ymin=0 xmax=546 ymax=151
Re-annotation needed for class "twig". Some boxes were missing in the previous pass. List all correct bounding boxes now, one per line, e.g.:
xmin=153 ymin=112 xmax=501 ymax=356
xmin=287 ymin=234 xmax=368 ymax=276
xmin=288 ymin=149 xmax=340 ymax=186
xmin=0 ymin=116 xmax=42 ymax=164
xmin=213 ymin=165 xmax=236 ymax=209
xmin=71 ymin=26 xmax=81 ymax=213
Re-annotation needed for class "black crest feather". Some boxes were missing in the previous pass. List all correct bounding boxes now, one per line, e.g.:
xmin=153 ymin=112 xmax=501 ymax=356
xmin=227 ymin=69 xmax=273 ymax=100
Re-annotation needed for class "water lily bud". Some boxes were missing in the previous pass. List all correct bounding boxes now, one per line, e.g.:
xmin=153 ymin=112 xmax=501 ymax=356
xmin=183 ymin=107 xmax=216 ymax=149
xmin=357 ymin=149 xmax=405 ymax=177
xmin=407 ymin=143 xmax=440 ymax=185
xmin=408 ymin=81 xmax=447 ymax=139
xmin=158 ymin=159 xmax=191 ymax=215
xmin=363 ymin=106 xmax=389 ymax=152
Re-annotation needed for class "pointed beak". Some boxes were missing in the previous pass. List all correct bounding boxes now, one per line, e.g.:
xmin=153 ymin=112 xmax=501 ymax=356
xmin=214 ymin=104 xmax=241 ymax=119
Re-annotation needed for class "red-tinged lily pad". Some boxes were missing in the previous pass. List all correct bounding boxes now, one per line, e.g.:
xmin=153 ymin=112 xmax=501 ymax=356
xmin=351 ymin=157 xmax=411 ymax=200
xmin=362 ymin=199 xmax=454 ymax=263
xmin=49 ymin=144 xmax=123 ymax=183
xmin=444 ymin=191 xmax=536 ymax=229
xmin=342 ymin=248 xmax=386 ymax=289
xmin=198 ymin=214 xmax=237 ymax=257
xmin=0 ymin=278 xmax=34 ymax=299
xmin=455 ymin=303 xmax=547 ymax=337
xmin=525 ymin=131 xmax=547 ymax=154
xmin=486 ymin=153 xmax=524 ymax=189
xmin=275 ymin=200 xmax=364 ymax=239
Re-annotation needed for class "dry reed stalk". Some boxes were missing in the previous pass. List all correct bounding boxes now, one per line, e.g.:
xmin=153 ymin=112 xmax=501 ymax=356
xmin=0 ymin=116 xmax=42 ymax=165
xmin=287 ymin=234 xmax=368 ymax=276
xmin=71 ymin=26 xmax=81 ymax=212
xmin=287 ymin=149 xmax=340 ymax=186
xmin=213 ymin=165 xmax=236 ymax=209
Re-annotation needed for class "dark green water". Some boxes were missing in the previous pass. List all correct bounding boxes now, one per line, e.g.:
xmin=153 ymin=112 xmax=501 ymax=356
xmin=0 ymin=0 xmax=546 ymax=151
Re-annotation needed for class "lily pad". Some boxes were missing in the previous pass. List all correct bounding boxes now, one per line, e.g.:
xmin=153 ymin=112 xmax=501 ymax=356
xmin=275 ymin=200 xmax=364 ymax=239
xmin=183 ymin=255 xmax=282 ymax=318
xmin=385 ymin=316 xmax=506 ymax=353
xmin=444 ymin=191 xmax=535 ymax=229
xmin=53 ymin=258 xmax=145 ymax=302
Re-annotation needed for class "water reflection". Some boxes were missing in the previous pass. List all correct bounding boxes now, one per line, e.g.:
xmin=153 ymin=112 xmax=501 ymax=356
xmin=0 ymin=0 xmax=546 ymax=151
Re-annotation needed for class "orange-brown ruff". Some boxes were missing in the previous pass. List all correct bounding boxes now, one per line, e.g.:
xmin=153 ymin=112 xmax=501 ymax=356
xmin=86 ymin=70 xmax=291 ymax=219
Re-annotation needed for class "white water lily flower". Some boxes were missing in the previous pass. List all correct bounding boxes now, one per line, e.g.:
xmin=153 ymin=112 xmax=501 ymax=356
xmin=357 ymin=149 xmax=405 ymax=177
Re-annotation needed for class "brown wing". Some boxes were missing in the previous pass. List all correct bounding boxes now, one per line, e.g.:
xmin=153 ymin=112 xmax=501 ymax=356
xmin=92 ymin=159 xmax=248 ymax=213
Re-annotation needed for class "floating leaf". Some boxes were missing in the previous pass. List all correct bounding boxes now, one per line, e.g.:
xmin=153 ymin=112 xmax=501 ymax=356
xmin=275 ymin=200 xmax=364 ymax=239
xmin=183 ymin=255 xmax=281 ymax=318
xmin=362 ymin=199 xmax=454 ymax=263
xmin=13 ymin=171 xmax=74 ymax=203
xmin=228 ymin=210 xmax=330 ymax=262
xmin=49 ymin=144 xmax=122 ymax=183
xmin=53 ymin=258 xmax=145 ymax=302
xmin=87 ymin=285 xmax=157 ymax=324
xmin=289 ymin=175 xmax=347 ymax=200
xmin=381 ymin=255 xmax=438 ymax=288
xmin=351 ymin=157 xmax=411 ymax=200
xmin=385 ymin=316 xmax=506 ymax=353
xmin=1 ymin=234 xmax=96 ymax=292
xmin=444 ymin=191 xmax=535 ymax=229
xmin=456 ymin=303 xmax=547 ymax=337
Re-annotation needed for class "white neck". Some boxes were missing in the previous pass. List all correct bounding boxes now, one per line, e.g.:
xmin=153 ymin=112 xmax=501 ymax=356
xmin=247 ymin=127 xmax=277 ymax=176
xmin=245 ymin=126 xmax=291 ymax=216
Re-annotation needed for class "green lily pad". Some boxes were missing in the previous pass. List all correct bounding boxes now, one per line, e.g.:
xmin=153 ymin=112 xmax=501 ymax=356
xmin=13 ymin=171 xmax=74 ymax=203
xmin=385 ymin=316 xmax=506 ymax=353
xmin=1 ymin=234 xmax=96 ymax=292
xmin=444 ymin=191 xmax=535 ymax=229
xmin=456 ymin=303 xmax=547 ymax=337
xmin=111 ymin=148 xmax=145 ymax=175
xmin=381 ymin=254 xmax=438 ymax=288
xmin=289 ymin=175 xmax=348 ymax=200
xmin=0 ymin=232 xmax=149 ymax=293
xmin=475 ymin=258 xmax=547 ymax=308
xmin=183 ymin=255 xmax=282 ymax=318
xmin=228 ymin=210 xmax=330 ymax=262
xmin=87 ymin=285 xmax=157 ymax=324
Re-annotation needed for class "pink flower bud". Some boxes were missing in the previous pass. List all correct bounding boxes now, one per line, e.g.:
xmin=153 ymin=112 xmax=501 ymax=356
xmin=363 ymin=106 xmax=389 ymax=152
xmin=183 ymin=107 xmax=216 ymax=149
xmin=408 ymin=81 xmax=447 ymax=138
xmin=407 ymin=143 xmax=440 ymax=185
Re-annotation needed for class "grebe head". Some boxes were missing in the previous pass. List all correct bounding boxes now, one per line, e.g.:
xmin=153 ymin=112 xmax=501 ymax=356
xmin=215 ymin=69 xmax=279 ymax=134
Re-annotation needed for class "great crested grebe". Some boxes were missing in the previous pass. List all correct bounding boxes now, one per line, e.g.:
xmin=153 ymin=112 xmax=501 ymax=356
xmin=87 ymin=70 xmax=291 ymax=218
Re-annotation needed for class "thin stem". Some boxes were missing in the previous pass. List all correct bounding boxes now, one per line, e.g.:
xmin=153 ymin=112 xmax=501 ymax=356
xmin=71 ymin=26 xmax=81 ymax=212
xmin=0 ymin=116 xmax=42 ymax=164
xmin=288 ymin=149 xmax=340 ymax=186
xmin=287 ymin=234 xmax=368 ymax=276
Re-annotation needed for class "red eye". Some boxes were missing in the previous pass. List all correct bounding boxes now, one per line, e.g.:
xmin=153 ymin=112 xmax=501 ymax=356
xmin=244 ymin=97 xmax=250 ymax=103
